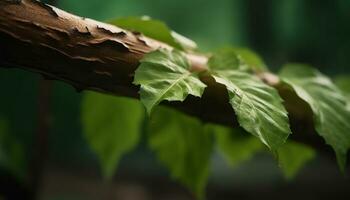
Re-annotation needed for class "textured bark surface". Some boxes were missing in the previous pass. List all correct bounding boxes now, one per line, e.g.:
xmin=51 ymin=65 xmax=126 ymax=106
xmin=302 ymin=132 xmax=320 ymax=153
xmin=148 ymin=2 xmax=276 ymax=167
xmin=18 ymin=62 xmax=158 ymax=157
xmin=0 ymin=0 xmax=329 ymax=151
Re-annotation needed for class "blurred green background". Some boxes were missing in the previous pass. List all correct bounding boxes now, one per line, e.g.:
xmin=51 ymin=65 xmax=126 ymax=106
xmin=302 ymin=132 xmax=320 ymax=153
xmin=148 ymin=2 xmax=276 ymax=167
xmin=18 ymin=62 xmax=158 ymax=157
xmin=0 ymin=0 xmax=349 ymax=199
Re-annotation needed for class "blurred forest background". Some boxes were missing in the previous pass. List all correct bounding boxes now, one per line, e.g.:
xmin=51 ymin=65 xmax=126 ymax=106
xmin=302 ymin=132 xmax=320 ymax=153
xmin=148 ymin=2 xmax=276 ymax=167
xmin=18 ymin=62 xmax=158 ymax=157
xmin=0 ymin=0 xmax=350 ymax=200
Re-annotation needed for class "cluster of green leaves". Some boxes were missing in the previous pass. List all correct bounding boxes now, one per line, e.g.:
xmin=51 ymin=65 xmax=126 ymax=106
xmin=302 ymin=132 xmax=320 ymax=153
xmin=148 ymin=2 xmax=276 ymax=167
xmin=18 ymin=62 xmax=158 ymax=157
xmin=80 ymin=17 xmax=350 ymax=199
xmin=81 ymin=92 xmax=315 ymax=198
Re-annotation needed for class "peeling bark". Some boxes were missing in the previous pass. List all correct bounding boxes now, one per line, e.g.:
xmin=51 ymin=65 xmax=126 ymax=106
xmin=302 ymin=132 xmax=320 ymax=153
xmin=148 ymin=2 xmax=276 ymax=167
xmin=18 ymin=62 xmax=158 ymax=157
xmin=0 ymin=0 xmax=328 ymax=151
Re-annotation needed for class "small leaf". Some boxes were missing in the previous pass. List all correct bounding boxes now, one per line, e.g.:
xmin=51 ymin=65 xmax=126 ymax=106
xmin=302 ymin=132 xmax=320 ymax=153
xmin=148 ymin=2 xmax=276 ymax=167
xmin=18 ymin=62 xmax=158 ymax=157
xmin=277 ymin=141 xmax=315 ymax=179
xmin=134 ymin=49 xmax=206 ymax=114
xmin=208 ymin=47 xmax=267 ymax=72
xmin=110 ymin=16 xmax=197 ymax=50
xmin=148 ymin=107 xmax=213 ymax=199
xmin=208 ymin=49 xmax=291 ymax=150
xmin=233 ymin=48 xmax=267 ymax=72
xmin=207 ymin=124 xmax=263 ymax=167
xmin=81 ymin=92 xmax=144 ymax=179
xmin=279 ymin=64 xmax=350 ymax=171
xmin=207 ymin=48 xmax=242 ymax=71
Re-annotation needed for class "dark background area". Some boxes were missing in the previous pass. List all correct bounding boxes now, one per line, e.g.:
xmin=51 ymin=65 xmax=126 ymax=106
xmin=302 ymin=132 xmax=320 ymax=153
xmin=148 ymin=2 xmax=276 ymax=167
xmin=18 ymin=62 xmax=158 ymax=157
xmin=0 ymin=0 xmax=349 ymax=199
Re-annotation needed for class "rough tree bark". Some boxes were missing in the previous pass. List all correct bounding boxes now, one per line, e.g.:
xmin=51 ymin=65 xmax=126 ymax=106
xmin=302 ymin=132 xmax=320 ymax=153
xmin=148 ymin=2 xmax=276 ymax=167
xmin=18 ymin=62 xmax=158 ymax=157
xmin=0 ymin=0 xmax=328 ymax=152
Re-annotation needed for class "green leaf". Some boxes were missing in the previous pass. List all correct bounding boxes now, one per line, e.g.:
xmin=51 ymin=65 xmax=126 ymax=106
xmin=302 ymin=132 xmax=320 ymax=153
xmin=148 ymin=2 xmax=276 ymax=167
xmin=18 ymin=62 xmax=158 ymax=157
xmin=110 ymin=16 xmax=197 ymax=50
xmin=0 ymin=117 xmax=26 ymax=180
xmin=207 ymin=124 xmax=263 ymax=167
xmin=335 ymin=75 xmax=350 ymax=109
xmin=277 ymin=141 xmax=315 ymax=179
xmin=147 ymin=107 xmax=213 ymax=199
xmin=134 ymin=49 xmax=206 ymax=114
xmin=207 ymin=48 xmax=242 ymax=71
xmin=279 ymin=64 xmax=350 ymax=171
xmin=208 ymin=49 xmax=291 ymax=150
xmin=81 ymin=92 xmax=144 ymax=179
xmin=335 ymin=76 xmax=350 ymax=96
xmin=208 ymin=47 xmax=267 ymax=72
xmin=233 ymin=48 xmax=267 ymax=72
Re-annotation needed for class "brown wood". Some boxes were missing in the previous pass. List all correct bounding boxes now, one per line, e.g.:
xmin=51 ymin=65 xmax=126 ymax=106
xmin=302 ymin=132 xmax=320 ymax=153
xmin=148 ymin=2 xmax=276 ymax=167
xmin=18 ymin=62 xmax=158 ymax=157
xmin=0 ymin=0 xmax=331 ymax=153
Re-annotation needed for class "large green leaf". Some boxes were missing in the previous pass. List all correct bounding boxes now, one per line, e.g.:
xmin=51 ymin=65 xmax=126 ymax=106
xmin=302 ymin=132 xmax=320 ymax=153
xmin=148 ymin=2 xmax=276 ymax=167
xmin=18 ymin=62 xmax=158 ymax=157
xmin=147 ymin=107 xmax=213 ymax=199
xmin=279 ymin=64 xmax=350 ymax=171
xmin=134 ymin=49 xmax=206 ymax=114
xmin=110 ymin=16 xmax=197 ymax=50
xmin=277 ymin=141 xmax=315 ymax=179
xmin=208 ymin=49 xmax=291 ymax=150
xmin=207 ymin=124 xmax=263 ymax=167
xmin=81 ymin=92 xmax=144 ymax=179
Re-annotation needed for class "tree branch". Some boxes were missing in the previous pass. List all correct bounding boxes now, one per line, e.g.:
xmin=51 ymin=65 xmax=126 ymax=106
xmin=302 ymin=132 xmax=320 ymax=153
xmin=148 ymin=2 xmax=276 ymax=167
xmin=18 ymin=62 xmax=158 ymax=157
xmin=0 ymin=0 xmax=330 ymax=153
